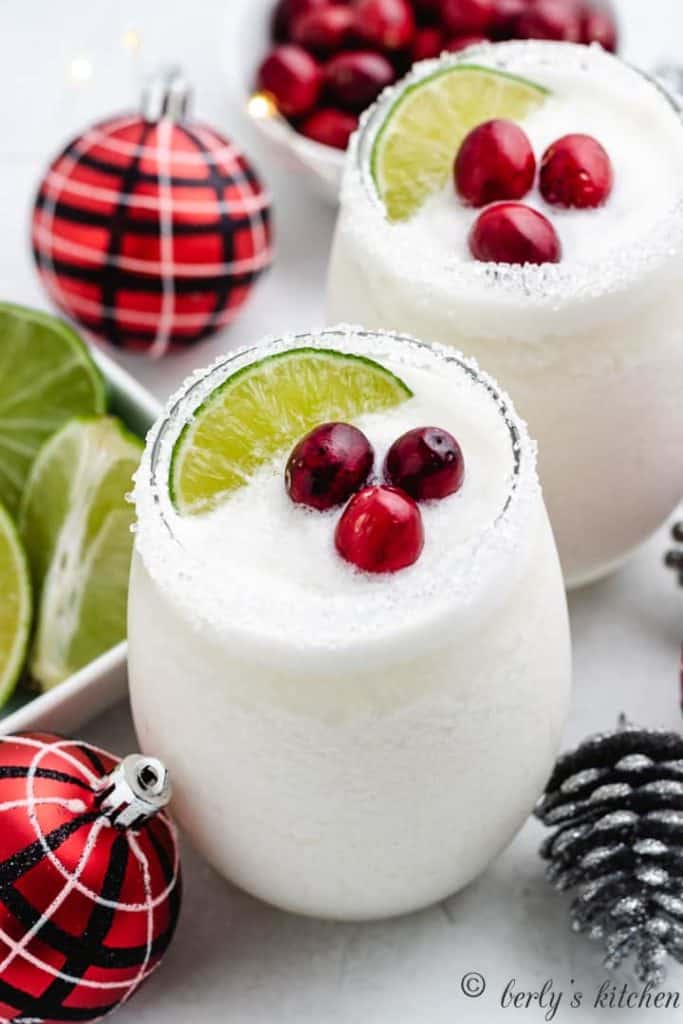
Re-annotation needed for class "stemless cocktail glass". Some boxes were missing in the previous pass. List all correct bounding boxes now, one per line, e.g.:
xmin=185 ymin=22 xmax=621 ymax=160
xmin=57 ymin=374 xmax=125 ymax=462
xmin=128 ymin=327 xmax=571 ymax=921
xmin=327 ymin=42 xmax=683 ymax=587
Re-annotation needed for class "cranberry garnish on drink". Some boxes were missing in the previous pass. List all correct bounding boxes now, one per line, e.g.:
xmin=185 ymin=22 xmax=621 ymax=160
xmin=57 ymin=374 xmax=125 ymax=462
xmin=540 ymin=133 xmax=614 ymax=209
xmin=455 ymin=119 xmax=536 ymax=207
xmin=385 ymin=427 xmax=465 ymax=501
xmin=256 ymin=0 xmax=619 ymax=154
xmin=335 ymin=485 xmax=425 ymax=573
xmin=469 ymin=203 xmax=562 ymax=265
xmin=287 ymin=416 xmax=467 ymax=571
xmin=285 ymin=422 xmax=374 ymax=510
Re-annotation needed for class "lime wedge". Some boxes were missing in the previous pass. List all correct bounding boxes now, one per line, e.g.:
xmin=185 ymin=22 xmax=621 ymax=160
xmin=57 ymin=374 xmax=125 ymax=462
xmin=0 ymin=501 xmax=31 ymax=706
xmin=18 ymin=417 xmax=142 ymax=691
xmin=0 ymin=303 xmax=105 ymax=515
xmin=171 ymin=346 xmax=412 ymax=515
xmin=372 ymin=65 xmax=548 ymax=222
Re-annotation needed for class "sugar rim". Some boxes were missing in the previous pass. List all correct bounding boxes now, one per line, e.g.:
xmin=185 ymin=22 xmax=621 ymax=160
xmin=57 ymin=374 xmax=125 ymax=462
xmin=146 ymin=327 xmax=528 ymax=518
xmin=347 ymin=41 xmax=683 ymax=302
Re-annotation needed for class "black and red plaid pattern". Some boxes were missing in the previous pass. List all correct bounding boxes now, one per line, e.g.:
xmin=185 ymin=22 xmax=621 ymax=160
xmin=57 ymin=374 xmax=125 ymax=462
xmin=0 ymin=733 xmax=181 ymax=1023
xmin=32 ymin=113 xmax=273 ymax=356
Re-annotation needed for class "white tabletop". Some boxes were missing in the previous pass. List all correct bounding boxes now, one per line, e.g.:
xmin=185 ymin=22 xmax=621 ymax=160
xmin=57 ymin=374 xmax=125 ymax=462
xmin=3 ymin=1 xmax=683 ymax=1020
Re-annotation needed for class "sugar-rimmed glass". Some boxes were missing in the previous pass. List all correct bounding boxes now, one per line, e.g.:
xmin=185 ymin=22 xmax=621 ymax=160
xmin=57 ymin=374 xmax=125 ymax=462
xmin=128 ymin=327 xmax=571 ymax=920
xmin=327 ymin=42 xmax=683 ymax=587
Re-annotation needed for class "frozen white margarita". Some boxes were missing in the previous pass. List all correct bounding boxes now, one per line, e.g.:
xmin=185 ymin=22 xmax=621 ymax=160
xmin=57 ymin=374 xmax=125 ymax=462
xmin=128 ymin=326 xmax=571 ymax=920
xmin=327 ymin=41 xmax=683 ymax=586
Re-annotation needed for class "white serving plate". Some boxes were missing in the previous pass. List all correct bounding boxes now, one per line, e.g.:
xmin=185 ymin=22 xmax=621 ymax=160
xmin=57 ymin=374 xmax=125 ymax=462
xmin=229 ymin=0 xmax=345 ymax=205
xmin=0 ymin=346 xmax=162 ymax=737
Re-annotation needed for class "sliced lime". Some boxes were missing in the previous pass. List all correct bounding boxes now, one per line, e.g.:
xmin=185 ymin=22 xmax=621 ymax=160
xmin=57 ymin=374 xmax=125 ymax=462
xmin=18 ymin=417 xmax=142 ymax=691
xmin=171 ymin=346 xmax=412 ymax=515
xmin=372 ymin=65 xmax=548 ymax=222
xmin=0 ymin=501 xmax=32 ymax=706
xmin=0 ymin=303 xmax=105 ymax=515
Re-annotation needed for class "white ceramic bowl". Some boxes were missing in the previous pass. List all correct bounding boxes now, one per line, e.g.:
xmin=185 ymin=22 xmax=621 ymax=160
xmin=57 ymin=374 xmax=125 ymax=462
xmin=0 ymin=347 xmax=161 ymax=737
xmin=229 ymin=0 xmax=345 ymax=205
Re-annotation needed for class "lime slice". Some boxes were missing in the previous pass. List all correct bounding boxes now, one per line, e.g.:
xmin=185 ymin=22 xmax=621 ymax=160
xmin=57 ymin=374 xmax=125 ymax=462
xmin=0 ymin=501 xmax=31 ymax=706
xmin=372 ymin=65 xmax=548 ymax=222
xmin=18 ymin=417 xmax=142 ymax=691
xmin=171 ymin=347 xmax=412 ymax=515
xmin=0 ymin=303 xmax=105 ymax=515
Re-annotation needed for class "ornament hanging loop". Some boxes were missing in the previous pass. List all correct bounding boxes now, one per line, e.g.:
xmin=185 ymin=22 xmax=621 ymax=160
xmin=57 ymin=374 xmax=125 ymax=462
xmin=97 ymin=754 xmax=172 ymax=829
xmin=142 ymin=65 xmax=191 ymax=123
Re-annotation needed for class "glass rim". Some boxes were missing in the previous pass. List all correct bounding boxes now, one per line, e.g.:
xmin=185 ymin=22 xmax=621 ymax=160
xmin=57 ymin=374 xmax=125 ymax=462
xmin=144 ymin=327 xmax=530 ymax=544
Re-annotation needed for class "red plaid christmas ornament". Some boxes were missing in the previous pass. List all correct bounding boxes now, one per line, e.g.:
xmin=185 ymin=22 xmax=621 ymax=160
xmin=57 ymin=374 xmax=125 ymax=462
xmin=31 ymin=68 xmax=273 ymax=357
xmin=0 ymin=732 xmax=181 ymax=1023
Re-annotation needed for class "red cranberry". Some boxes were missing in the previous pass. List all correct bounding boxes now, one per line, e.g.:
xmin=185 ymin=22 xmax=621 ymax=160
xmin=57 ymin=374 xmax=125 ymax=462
xmin=445 ymin=33 xmax=488 ymax=51
xmin=335 ymin=485 xmax=424 ymax=573
xmin=285 ymin=422 xmax=374 ymax=511
xmin=284 ymin=0 xmax=331 ymax=21
xmin=325 ymin=51 xmax=396 ymax=110
xmin=299 ymin=107 xmax=359 ymax=148
xmin=540 ymin=133 xmax=613 ymax=209
xmin=354 ymin=0 xmax=416 ymax=52
xmin=490 ymin=0 xmax=525 ymax=40
xmin=455 ymin=119 xmax=536 ymax=207
xmin=274 ymin=0 xmax=332 ymax=37
xmin=581 ymin=4 xmax=618 ymax=51
xmin=469 ymin=203 xmax=562 ymax=265
xmin=443 ymin=0 xmax=496 ymax=36
xmin=292 ymin=5 xmax=355 ymax=53
xmin=516 ymin=0 xmax=582 ymax=41
xmin=412 ymin=0 xmax=442 ymax=13
xmin=412 ymin=26 xmax=445 ymax=60
xmin=389 ymin=50 xmax=414 ymax=78
xmin=385 ymin=427 xmax=465 ymax=501
xmin=258 ymin=45 xmax=323 ymax=117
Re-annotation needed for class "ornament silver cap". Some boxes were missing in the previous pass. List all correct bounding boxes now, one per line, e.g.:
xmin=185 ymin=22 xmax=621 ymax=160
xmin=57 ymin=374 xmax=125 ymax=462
xmin=142 ymin=65 xmax=191 ymax=122
xmin=97 ymin=755 xmax=172 ymax=829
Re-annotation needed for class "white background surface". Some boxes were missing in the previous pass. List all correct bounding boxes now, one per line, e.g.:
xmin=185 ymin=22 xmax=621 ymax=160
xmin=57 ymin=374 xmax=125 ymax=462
xmin=2 ymin=1 xmax=683 ymax=1020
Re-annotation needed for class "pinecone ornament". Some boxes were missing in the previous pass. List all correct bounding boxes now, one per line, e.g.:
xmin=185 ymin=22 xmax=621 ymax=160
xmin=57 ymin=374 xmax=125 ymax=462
xmin=535 ymin=719 xmax=683 ymax=985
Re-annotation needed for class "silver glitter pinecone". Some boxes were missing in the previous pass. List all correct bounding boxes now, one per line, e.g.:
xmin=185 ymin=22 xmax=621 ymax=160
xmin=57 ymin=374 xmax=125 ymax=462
xmin=535 ymin=721 xmax=683 ymax=985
